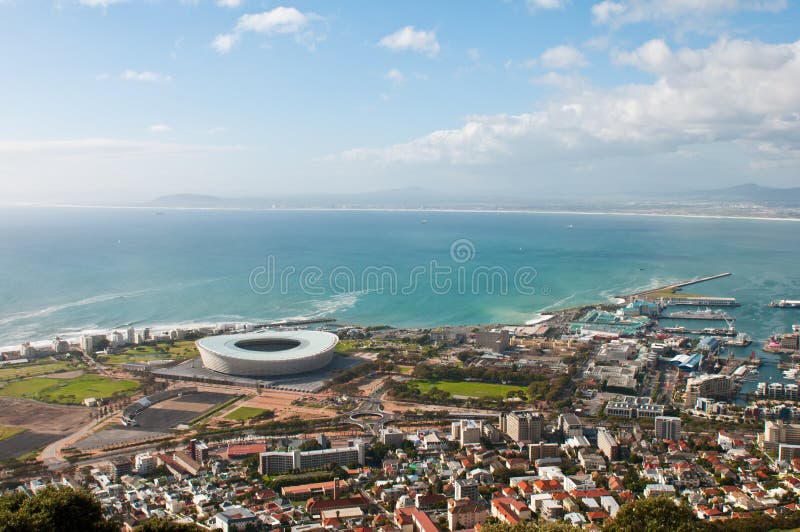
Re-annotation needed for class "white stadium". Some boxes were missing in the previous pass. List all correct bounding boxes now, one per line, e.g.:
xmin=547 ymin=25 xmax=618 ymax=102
xmin=196 ymin=330 xmax=338 ymax=377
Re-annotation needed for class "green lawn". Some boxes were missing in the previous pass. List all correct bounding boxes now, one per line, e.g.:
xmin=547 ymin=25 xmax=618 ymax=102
xmin=225 ymin=406 xmax=269 ymax=421
xmin=103 ymin=340 xmax=199 ymax=364
xmin=0 ymin=425 xmax=26 ymax=441
xmin=410 ymin=379 xmax=526 ymax=398
xmin=0 ymin=374 xmax=139 ymax=405
xmin=0 ymin=361 xmax=76 ymax=382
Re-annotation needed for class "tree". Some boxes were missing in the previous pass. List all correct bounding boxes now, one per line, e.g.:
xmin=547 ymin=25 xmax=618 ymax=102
xmin=603 ymin=496 xmax=707 ymax=532
xmin=479 ymin=521 xmax=578 ymax=532
xmin=0 ymin=486 xmax=117 ymax=532
xmin=300 ymin=438 xmax=323 ymax=451
xmin=135 ymin=517 xmax=201 ymax=531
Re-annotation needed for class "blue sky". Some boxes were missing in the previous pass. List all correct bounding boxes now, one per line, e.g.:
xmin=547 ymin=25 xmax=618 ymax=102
xmin=1 ymin=0 xmax=799 ymax=202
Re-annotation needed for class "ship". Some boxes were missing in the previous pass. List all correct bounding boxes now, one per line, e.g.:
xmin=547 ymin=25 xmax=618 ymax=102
xmin=663 ymin=308 xmax=735 ymax=320
xmin=769 ymin=299 xmax=800 ymax=308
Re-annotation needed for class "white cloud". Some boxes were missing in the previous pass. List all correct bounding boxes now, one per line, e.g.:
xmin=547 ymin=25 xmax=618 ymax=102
xmin=215 ymin=0 xmax=243 ymax=7
xmin=527 ymin=0 xmax=570 ymax=11
xmin=379 ymin=26 xmax=440 ymax=57
xmin=236 ymin=6 xmax=311 ymax=34
xmin=121 ymin=70 xmax=172 ymax=82
xmin=149 ymin=124 xmax=172 ymax=133
xmin=385 ymin=68 xmax=407 ymax=86
xmin=212 ymin=33 xmax=239 ymax=53
xmin=540 ymin=45 xmax=588 ymax=69
xmin=592 ymin=0 xmax=787 ymax=27
xmin=212 ymin=6 xmax=323 ymax=53
xmin=338 ymin=38 xmax=800 ymax=168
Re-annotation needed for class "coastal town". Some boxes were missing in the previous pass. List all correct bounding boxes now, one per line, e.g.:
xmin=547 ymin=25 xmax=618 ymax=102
xmin=1 ymin=275 xmax=800 ymax=531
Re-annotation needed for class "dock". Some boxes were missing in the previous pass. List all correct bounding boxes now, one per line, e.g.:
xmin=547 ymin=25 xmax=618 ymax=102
xmin=661 ymin=311 xmax=735 ymax=320
xmin=619 ymin=272 xmax=737 ymax=305
xmin=660 ymin=327 xmax=738 ymax=336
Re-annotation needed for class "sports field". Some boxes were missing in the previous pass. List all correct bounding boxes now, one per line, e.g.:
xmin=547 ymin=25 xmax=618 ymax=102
xmin=103 ymin=340 xmax=199 ymax=364
xmin=225 ymin=406 xmax=269 ymax=421
xmin=0 ymin=374 xmax=139 ymax=404
xmin=0 ymin=361 xmax=78 ymax=382
xmin=410 ymin=379 xmax=526 ymax=398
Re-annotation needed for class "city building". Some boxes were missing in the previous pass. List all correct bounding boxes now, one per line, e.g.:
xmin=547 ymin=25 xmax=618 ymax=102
xmin=448 ymin=499 xmax=488 ymax=531
xmin=558 ymin=413 xmax=584 ymax=438
xmin=379 ymin=428 xmax=405 ymax=448
xmin=475 ymin=330 xmax=510 ymax=352
xmin=454 ymin=478 xmax=480 ymax=501
xmin=684 ymin=374 xmax=734 ymax=408
xmin=259 ymin=441 xmax=365 ymax=476
xmin=500 ymin=411 xmax=544 ymax=443
xmin=654 ymin=416 xmax=682 ymax=442
xmin=134 ymin=453 xmax=156 ymax=475
xmin=597 ymin=428 xmax=619 ymax=461
xmin=452 ymin=419 xmax=483 ymax=446
xmin=213 ymin=506 xmax=259 ymax=532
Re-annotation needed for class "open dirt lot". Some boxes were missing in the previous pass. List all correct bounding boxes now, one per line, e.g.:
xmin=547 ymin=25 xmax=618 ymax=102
xmin=74 ymin=391 xmax=234 ymax=451
xmin=0 ymin=397 xmax=91 ymax=460
xmin=238 ymin=390 xmax=338 ymax=421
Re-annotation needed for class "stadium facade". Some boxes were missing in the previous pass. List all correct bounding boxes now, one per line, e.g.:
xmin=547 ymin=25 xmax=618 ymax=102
xmin=196 ymin=330 xmax=338 ymax=377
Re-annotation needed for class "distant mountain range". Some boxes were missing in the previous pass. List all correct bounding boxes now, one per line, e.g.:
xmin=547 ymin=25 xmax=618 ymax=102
xmin=692 ymin=183 xmax=800 ymax=204
xmin=148 ymin=184 xmax=800 ymax=211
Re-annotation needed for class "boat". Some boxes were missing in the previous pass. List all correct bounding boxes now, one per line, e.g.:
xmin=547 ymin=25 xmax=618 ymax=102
xmin=420 ymin=219 xmax=428 ymax=224
xmin=663 ymin=308 xmax=735 ymax=320
xmin=784 ymin=368 xmax=799 ymax=380
xmin=724 ymin=333 xmax=752 ymax=347
xmin=769 ymin=299 xmax=800 ymax=308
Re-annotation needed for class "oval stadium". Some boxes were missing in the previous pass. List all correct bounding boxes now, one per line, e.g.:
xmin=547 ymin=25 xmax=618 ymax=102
xmin=196 ymin=330 xmax=338 ymax=377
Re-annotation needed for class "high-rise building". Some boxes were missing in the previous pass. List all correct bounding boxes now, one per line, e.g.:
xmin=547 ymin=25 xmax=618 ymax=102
xmin=683 ymin=374 xmax=734 ymax=407
xmin=379 ymin=428 xmax=405 ymax=447
xmin=454 ymin=478 xmax=480 ymax=501
xmin=558 ymin=413 xmax=583 ymax=438
xmin=475 ymin=330 xmax=510 ymax=352
xmin=80 ymin=335 xmax=94 ymax=355
xmin=654 ymin=416 xmax=682 ymax=442
xmin=127 ymin=327 xmax=136 ymax=345
xmin=452 ymin=420 xmax=483 ymax=446
xmin=597 ymin=428 xmax=619 ymax=460
xmin=499 ymin=411 xmax=543 ymax=443
xmin=762 ymin=420 xmax=800 ymax=455
xmin=134 ymin=453 xmax=156 ymax=475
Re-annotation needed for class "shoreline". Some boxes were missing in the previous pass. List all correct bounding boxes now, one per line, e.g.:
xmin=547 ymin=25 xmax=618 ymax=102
xmin=2 ymin=202 xmax=800 ymax=223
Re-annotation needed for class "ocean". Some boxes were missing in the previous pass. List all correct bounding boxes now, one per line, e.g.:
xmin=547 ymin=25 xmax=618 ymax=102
xmin=1 ymin=206 xmax=798 ymax=390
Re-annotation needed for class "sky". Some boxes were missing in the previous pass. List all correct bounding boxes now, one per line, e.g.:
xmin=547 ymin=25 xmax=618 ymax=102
xmin=1 ymin=0 xmax=799 ymax=203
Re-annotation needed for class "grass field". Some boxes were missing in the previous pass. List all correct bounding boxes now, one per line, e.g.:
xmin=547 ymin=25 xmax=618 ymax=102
xmin=225 ymin=406 xmax=269 ymax=421
xmin=410 ymin=379 xmax=526 ymax=398
xmin=103 ymin=340 xmax=199 ymax=364
xmin=0 ymin=361 xmax=78 ymax=382
xmin=0 ymin=425 xmax=25 ymax=441
xmin=0 ymin=374 xmax=139 ymax=405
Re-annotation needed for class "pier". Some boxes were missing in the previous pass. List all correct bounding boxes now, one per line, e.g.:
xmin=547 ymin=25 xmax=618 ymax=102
xmin=619 ymin=272 xmax=737 ymax=305
xmin=661 ymin=311 xmax=735 ymax=320
xmin=660 ymin=327 xmax=738 ymax=336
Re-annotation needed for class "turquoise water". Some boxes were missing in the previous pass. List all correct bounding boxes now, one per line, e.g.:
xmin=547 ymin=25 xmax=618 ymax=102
xmin=0 ymin=207 xmax=798 ymax=390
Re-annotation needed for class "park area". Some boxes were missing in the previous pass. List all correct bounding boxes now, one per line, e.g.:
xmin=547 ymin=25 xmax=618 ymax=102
xmin=0 ymin=360 xmax=84 ymax=383
xmin=0 ymin=373 xmax=139 ymax=404
xmin=410 ymin=379 xmax=526 ymax=398
xmin=225 ymin=406 xmax=270 ymax=421
xmin=100 ymin=340 xmax=199 ymax=365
